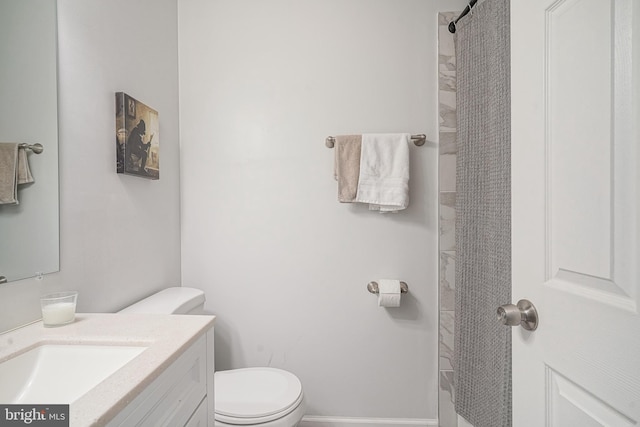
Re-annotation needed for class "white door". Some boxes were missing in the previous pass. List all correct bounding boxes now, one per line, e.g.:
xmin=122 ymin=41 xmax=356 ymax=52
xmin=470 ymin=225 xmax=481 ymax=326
xmin=511 ymin=0 xmax=640 ymax=426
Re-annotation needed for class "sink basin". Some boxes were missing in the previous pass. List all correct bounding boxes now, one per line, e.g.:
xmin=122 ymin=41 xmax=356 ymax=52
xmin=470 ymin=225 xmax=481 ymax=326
xmin=0 ymin=344 xmax=146 ymax=404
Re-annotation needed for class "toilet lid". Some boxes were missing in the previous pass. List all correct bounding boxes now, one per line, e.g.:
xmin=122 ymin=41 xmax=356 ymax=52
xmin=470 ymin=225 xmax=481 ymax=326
xmin=215 ymin=367 xmax=303 ymax=422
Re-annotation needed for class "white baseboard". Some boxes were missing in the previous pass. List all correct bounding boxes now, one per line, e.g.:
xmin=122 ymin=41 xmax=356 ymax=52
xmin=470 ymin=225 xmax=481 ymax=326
xmin=299 ymin=416 xmax=439 ymax=427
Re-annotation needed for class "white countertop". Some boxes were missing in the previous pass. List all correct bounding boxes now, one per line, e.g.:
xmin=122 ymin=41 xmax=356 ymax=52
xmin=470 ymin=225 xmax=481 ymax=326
xmin=0 ymin=313 xmax=215 ymax=426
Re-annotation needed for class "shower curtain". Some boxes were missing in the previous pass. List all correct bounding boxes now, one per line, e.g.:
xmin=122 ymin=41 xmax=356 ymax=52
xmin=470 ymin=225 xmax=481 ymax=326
xmin=453 ymin=0 xmax=511 ymax=426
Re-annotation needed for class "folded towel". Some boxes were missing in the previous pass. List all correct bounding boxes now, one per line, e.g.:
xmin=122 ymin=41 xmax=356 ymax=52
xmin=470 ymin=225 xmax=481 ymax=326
xmin=333 ymin=135 xmax=362 ymax=202
xmin=0 ymin=143 xmax=19 ymax=205
xmin=17 ymin=147 xmax=34 ymax=185
xmin=0 ymin=143 xmax=34 ymax=205
xmin=355 ymin=133 xmax=410 ymax=213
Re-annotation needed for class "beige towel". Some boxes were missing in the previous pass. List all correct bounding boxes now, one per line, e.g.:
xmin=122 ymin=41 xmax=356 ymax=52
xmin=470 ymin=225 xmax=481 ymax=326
xmin=333 ymin=135 xmax=362 ymax=202
xmin=0 ymin=143 xmax=34 ymax=205
xmin=17 ymin=147 xmax=34 ymax=185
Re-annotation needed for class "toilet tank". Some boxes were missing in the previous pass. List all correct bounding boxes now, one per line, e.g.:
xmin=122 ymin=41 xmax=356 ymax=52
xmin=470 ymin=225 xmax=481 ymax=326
xmin=118 ymin=287 xmax=206 ymax=315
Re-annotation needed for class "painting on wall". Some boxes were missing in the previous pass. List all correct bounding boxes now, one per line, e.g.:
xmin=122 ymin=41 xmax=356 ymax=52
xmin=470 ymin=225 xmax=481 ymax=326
xmin=115 ymin=92 xmax=159 ymax=179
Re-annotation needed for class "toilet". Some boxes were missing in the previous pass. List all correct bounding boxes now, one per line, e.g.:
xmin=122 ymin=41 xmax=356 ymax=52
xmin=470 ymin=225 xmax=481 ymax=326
xmin=119 ymin=287 xmax=305 ymax=427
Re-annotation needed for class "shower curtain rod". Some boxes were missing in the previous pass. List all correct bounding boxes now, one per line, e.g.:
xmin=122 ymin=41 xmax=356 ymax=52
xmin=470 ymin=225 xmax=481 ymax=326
xmin=448 ymin=0 xmax=478 ymax=34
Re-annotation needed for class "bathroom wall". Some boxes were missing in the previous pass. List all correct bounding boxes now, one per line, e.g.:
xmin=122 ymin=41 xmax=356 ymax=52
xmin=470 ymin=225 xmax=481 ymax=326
xmin=0 ymin=0 xmax=182 ymax=333
xmin=179 ymin=0 xmax=467 ymax=422
xmin=0 ymin=1 xmax=468 ymax=422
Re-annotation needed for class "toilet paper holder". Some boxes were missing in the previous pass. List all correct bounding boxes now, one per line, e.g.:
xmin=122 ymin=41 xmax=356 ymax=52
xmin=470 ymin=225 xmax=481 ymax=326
xmin=367 ymin=281 xmax=409 ymax=294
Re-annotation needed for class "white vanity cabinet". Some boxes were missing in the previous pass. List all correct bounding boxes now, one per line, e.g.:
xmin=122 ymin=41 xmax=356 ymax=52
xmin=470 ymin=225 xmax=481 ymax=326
xmin=0 ymin=314 xmax=215 ymax=427
xmin=106 ymin=327 xmax=215 ymax=427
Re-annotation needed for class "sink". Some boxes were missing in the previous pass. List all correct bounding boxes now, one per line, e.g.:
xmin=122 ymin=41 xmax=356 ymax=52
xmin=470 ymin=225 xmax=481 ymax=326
xmin=0 ymin=344 xmax=146 ymax=404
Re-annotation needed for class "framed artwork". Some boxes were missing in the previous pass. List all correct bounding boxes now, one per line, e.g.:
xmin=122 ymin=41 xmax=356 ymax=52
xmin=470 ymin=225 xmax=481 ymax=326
xmin=115 ymin=92 xmax=159 ymax=179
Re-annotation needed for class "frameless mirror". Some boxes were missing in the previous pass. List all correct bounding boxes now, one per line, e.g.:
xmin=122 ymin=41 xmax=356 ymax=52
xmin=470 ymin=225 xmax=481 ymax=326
xmin=0 ymin=0 xmax=59 ymax=282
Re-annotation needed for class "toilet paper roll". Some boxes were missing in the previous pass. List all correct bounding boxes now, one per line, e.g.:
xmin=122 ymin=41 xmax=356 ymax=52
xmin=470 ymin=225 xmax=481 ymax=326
xmin=378 ymin=292 xmax=401 ymax=307
xmin=377 ymin=279 xmax=402 ymax=307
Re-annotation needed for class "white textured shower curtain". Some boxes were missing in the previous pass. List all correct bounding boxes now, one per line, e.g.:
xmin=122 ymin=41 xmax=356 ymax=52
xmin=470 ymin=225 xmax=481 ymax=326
xmin=453 ymin=0 xmax=511 ymax=426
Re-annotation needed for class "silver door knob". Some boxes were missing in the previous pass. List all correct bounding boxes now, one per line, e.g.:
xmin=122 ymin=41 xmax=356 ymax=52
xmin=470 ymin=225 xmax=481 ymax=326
xmin=497 ymin=299 xmax=538 ymax=331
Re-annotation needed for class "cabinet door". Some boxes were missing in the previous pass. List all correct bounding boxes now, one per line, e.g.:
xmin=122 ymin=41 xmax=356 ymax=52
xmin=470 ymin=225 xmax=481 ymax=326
xmin=107 ymin=334 xmax=208 ymax=426
xmin=185 ymin=398 xmax=209 ymax=427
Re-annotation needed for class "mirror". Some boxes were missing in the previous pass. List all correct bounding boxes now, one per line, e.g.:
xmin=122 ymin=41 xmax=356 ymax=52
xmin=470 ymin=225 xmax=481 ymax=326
xmin=0 ymin=0 xmax=59 ymax=282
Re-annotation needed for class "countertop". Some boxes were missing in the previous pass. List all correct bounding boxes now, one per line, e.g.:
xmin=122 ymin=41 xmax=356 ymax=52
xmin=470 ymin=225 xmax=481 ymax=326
xmin=0 ymin=313 xmax=215 ymax=426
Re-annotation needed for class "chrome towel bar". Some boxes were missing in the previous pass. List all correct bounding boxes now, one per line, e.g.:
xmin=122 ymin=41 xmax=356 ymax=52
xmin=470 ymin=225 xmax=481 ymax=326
xmin=325 ymin=134 xmax=426 ymax=148
xmin=18 ymin=143 xmax=44 ymax=154
xmin=367 ymin=281 xmax=409 ymax=294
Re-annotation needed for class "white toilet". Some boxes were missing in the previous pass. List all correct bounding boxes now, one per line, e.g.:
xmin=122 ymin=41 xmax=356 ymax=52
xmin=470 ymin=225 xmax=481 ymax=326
xmin=119 ymin=287 xmax=306 ymax=427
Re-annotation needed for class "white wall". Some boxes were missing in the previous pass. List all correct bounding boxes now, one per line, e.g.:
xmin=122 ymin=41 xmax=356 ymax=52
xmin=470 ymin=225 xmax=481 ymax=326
xmin=0 ymin=0 xmax=182 ymax=332
xmin=179 ymin=0 xmax=464 ymax=419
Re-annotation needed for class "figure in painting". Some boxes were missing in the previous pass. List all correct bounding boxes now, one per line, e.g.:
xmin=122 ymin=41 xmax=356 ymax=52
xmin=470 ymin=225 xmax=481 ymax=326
xmin=126 ymin=119 xmax=154 ymax=174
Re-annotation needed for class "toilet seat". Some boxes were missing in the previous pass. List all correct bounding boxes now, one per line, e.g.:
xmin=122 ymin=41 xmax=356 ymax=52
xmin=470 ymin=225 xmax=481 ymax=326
xmin=215 ymin=367 xmax=304 ymax=425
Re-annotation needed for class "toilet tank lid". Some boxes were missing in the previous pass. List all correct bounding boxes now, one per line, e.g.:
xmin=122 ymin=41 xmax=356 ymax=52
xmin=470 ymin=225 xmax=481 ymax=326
xmin=119 ymin=287 xmax=205 ymax=314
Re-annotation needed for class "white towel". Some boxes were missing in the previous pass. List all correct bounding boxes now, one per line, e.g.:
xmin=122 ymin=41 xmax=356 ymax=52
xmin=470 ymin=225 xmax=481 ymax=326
xmin=355 ymin=133 xmax=410 ymax=213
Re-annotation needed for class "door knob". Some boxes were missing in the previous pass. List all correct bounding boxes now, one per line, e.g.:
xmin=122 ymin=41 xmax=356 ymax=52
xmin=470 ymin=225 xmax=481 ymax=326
xmin=497 ymin=299 xmax=538 ymax=331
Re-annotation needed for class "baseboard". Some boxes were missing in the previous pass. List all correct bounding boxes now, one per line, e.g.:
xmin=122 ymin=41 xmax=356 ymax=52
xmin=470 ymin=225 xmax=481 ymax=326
xmin=299 ymin=416 xmax=439 ymax=427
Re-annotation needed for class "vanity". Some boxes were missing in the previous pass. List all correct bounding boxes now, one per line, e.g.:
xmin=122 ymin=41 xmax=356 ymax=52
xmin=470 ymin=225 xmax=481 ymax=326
xmin=0 ymin=314 xmax=215 ymax=426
